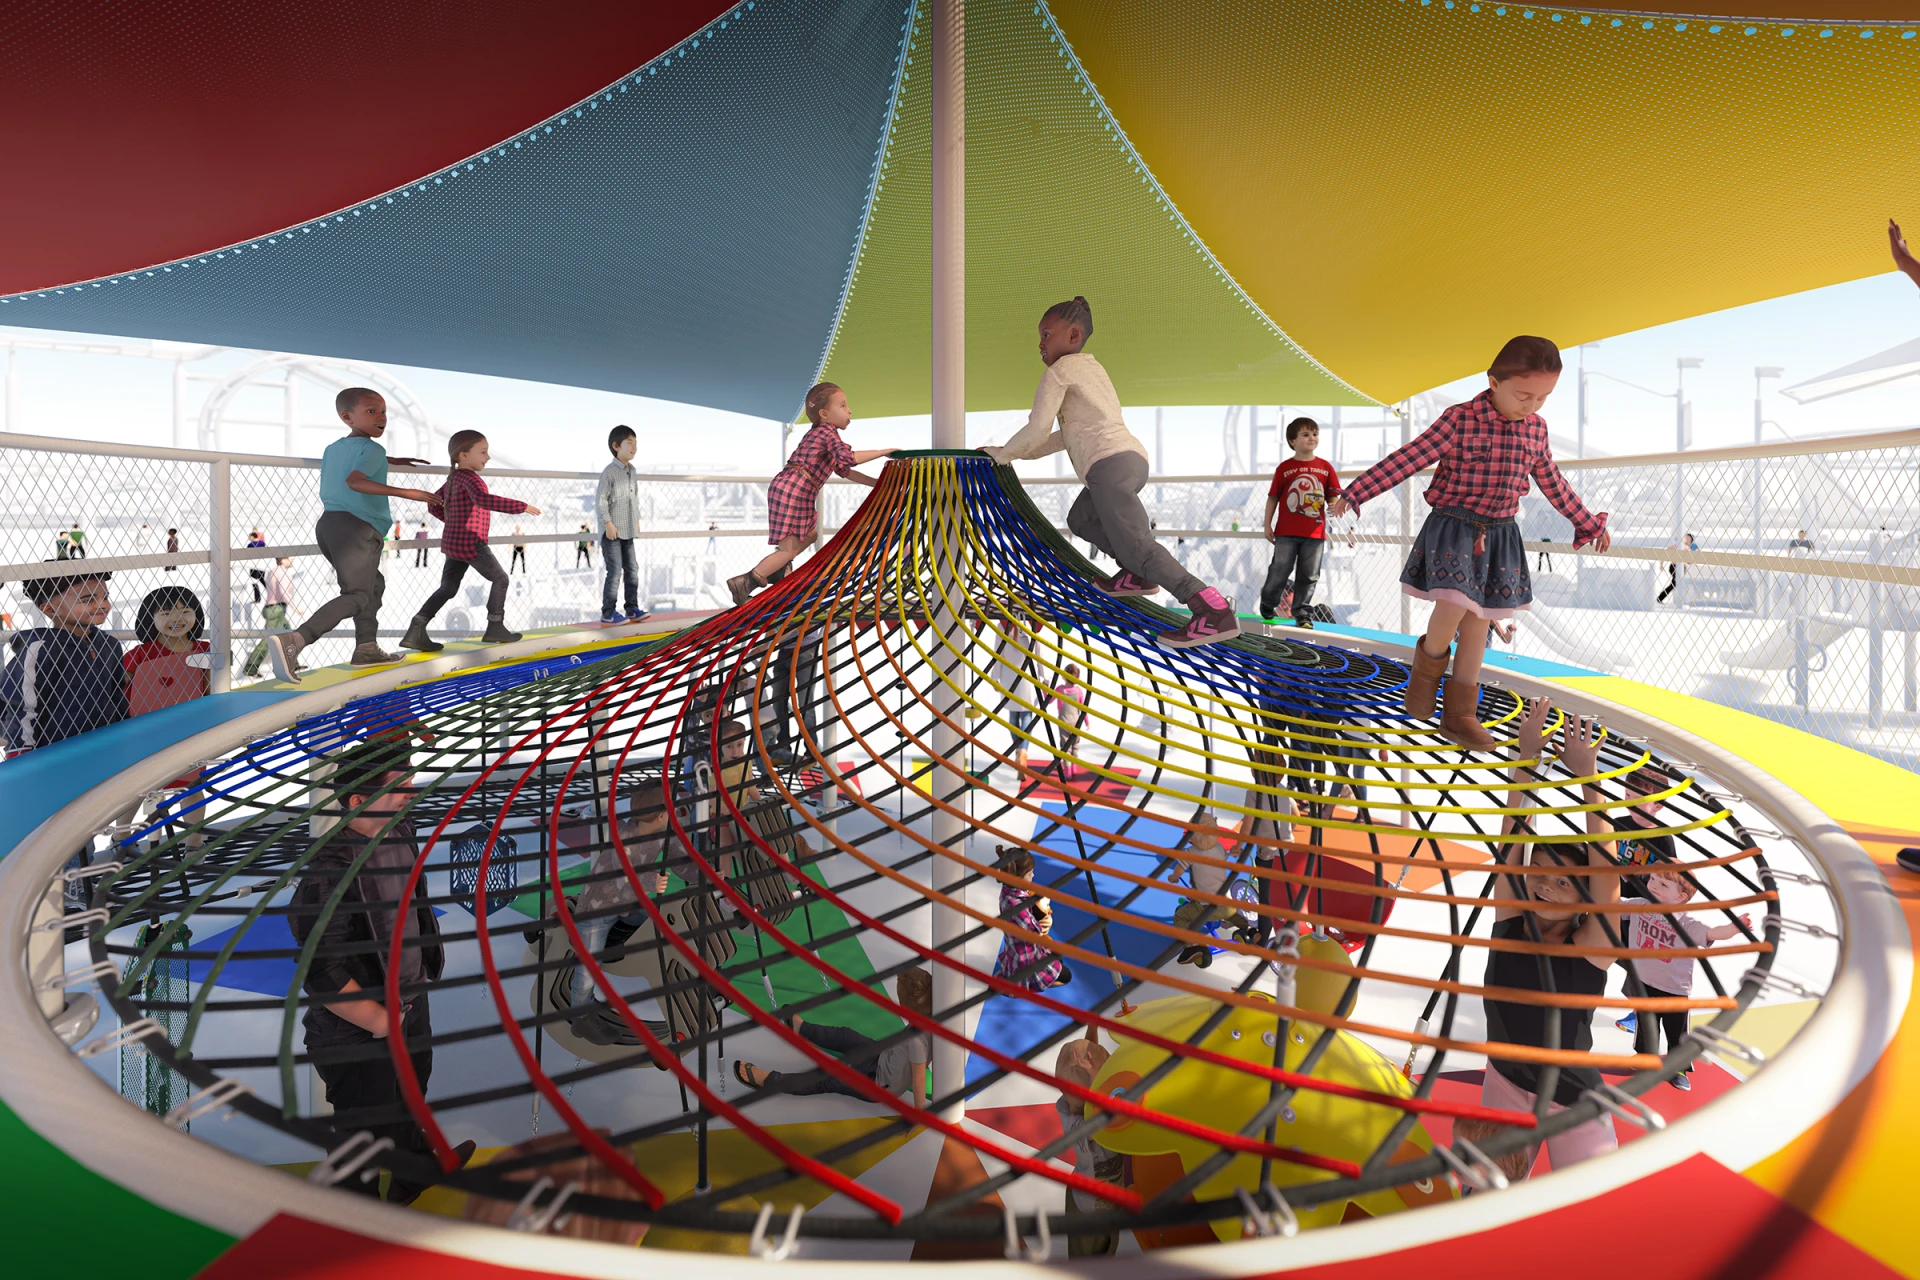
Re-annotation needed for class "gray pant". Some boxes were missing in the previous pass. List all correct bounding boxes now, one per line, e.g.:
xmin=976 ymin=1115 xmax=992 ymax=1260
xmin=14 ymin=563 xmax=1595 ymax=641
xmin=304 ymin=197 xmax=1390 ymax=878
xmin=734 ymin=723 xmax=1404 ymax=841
xmin=1067 ymin=451 xmax=1203 ymax=601
xmin=417 ymin=543 xmax=509 ymax=622
xmin=1259 ymin=535 xmax=1325 ymax=619
xmin=299 ymin=511 xmax=384 ymax=646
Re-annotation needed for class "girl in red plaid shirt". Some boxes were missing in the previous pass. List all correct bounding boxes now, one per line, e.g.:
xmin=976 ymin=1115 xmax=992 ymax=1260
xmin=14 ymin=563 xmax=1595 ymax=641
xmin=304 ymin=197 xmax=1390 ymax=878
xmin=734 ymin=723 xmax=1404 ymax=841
xmin=728 ymin=382 xmax=896 ymax=604
xmin=402 ymin=430 xmax=542 ymax=652
xmin=1330 ymin=336 xmax=1610 ymax=749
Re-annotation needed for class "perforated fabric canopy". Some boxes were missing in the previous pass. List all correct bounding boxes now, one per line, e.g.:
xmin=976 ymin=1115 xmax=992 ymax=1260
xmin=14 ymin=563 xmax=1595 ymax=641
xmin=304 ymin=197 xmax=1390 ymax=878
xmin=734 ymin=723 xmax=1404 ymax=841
xmin=4 ymin=1 xmax=1917 ymax=419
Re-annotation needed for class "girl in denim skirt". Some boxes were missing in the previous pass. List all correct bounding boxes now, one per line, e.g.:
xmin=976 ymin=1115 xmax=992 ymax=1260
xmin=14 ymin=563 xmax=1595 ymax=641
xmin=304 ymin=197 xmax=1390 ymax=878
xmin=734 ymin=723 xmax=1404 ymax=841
xmin=1331 ymin=337 xmax=1610 ymax=748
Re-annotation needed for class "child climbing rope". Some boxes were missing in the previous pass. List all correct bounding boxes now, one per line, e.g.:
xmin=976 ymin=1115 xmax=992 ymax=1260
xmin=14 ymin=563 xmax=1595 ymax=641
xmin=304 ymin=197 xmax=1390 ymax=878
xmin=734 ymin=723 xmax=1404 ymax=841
xmin=1330 ymin=336 xmax=1609 ymax=748
xmin=728 ymin=382 xmax=896 ymax=604
xmin=982 ymin=296 xmax=1240 ymax=650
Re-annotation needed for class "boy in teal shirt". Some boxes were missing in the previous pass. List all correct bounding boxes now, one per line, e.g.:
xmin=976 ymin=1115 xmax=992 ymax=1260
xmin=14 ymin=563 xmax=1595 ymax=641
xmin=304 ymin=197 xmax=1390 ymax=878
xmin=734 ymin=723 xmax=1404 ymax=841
xmin=268 ymin=388 xmax=439 ymax=681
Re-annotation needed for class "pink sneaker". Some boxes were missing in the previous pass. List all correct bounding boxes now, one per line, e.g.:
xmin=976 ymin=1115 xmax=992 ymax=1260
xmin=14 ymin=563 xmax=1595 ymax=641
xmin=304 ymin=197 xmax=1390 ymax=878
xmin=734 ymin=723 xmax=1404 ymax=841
xmin=1157 ymin=589 xmax=1241 ymax=649
xmin=1093 ymin=569 xmax=1159 ymax=597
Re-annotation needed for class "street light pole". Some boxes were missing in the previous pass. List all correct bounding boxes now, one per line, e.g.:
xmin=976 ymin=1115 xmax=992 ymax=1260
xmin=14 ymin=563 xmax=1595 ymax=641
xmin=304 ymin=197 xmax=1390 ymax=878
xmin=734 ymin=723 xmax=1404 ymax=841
xmin=1674 ymin=357 xmax=1702 ymax=550
xmin=1576 ymin=341 xmax=1598 ymax=459
xmin=1752 ymin=366 xmax=1783 ymax=557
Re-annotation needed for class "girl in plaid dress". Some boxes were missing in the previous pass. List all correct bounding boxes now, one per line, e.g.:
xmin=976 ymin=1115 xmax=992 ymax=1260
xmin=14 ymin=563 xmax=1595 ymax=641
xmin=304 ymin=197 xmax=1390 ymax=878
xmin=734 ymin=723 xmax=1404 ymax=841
xmin=402 ymin=430 xmax=542 ymax=652
xmin=991 ymin=846 xmax=1069 ymax=991
xmin=1331 ymin=337 xmax=1610 ymax=749
xmin=728 ymin=382 xmax=896 ymax=604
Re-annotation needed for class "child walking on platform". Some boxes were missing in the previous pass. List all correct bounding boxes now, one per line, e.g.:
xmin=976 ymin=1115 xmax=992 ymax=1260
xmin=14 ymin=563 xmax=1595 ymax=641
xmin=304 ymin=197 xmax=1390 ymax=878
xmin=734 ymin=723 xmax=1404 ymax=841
xmin=983 ymin=297 xmax=1239 ymax=649
xmin=728 ymin=383 xmax=896 ymax=604
xmin=1330 ymin=337 xmax=1610 ymax=748
xmin=401 ymin=430 xmax=541 ymax=652
xmin=267 ymin=388 xmax=439 ymax=681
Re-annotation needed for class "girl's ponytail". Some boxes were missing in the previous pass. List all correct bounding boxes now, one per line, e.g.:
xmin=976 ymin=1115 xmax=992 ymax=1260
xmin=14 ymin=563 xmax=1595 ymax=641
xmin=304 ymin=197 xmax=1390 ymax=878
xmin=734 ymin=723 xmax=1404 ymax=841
xmin=446 ymin=429 xmax=486 ymax=482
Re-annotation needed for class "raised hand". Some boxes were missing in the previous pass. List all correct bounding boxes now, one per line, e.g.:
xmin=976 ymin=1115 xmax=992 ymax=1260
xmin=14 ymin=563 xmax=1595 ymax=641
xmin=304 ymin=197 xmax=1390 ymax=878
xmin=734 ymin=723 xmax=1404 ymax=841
xmin=1515 ymin=695 xmax=1552 ymax=763
xmin=1558 ymin=711 xmax=1604 ymax=780
xmin=1893 ymin=219 xmax=1920 ymax=286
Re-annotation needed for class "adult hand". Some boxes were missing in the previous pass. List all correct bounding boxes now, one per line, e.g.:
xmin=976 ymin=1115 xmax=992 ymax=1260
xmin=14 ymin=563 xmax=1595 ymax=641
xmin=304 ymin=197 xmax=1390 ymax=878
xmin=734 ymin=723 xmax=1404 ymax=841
xmin=1328 ymin=495 xmax=1354 ymax=520
xmin=525 ymin=505 xmax=543 ymax=516
xmin=389 ymin=456 xmax=434 ymax=468
xmin=603 ymin=521 xmax=618 ymax=540
xmin=1559 ymin=712 xmax=1604 ymax=780
xmin=414 ymin=489 xmax=444 ymax=506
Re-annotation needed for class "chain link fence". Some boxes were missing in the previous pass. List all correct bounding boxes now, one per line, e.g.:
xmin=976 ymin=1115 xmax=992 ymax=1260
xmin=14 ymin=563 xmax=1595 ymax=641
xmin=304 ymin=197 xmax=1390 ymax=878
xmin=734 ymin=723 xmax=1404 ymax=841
xmin=6 ymin=428 xmax=1918 ymax=768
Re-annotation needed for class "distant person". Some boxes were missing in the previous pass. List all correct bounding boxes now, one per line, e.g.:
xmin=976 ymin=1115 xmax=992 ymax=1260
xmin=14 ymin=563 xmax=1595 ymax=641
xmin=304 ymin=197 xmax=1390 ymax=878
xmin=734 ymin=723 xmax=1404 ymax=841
xmin=597 ymin=425 xmax=648 ymax=624
xmin=412 ymin=523 xmax=430 ymax=567
xmin=1786 ymin=528 xmax=1814 ymax=554
xmin=66 ymin=524 xmax=86 ymax=560
xmin=0 ymin=568 xmax=124 ymax=756
xmin=983 ymin=296 xmax=1240 ymax=649
xmin=1536 ymin=537 xmax=1553 ymax=572
xmin=242 ymin=557 xmax=299 ymax=679
xmin=1052 ymin=662 xmax=1088 ymax=764
xmin=264 ymin=388 xmax=440 ymax=682
xmin=164 ymin=527 xmax=179 ymax=572
xmin=53 ymin=529 xmax=70 ymax=560
xmin=390 ymin=518 xmax=404 ymax=560
xmin=575 ymin=525 xmax=593 ymax=569
xmin=1656 ymin=532 xmax=1696 ymax=605
xmin=139 ymin=522 xmax=153 ymax=552
xmin=509 ymin=526 xmax=528 ymax=574
xmin=401 ymin=431 xmax=539 ymax=652
xmin=1259 ymin=416 xmax=1340 ymax=628
xmin=246 ymin=529 xmax=267 ymax=604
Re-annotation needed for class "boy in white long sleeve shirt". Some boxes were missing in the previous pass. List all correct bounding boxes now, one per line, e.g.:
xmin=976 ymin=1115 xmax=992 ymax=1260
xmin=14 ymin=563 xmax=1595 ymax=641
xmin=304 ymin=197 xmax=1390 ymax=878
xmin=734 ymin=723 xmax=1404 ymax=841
xmin=982 ymin=296 xmax=1238 ymax=649
xmin=596 ymin=425 xmax=647 ymax=624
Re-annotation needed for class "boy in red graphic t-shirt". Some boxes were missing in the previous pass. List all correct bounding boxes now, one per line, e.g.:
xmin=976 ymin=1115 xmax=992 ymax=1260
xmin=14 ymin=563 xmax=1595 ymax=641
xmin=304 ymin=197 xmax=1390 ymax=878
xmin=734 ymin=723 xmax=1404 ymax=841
xmin=1259 ymin=417 xmax=1342 ymax=627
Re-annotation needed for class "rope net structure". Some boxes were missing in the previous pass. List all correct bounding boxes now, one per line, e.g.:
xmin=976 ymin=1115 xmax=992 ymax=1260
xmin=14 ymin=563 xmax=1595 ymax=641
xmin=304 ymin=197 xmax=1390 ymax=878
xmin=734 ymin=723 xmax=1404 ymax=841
xmin=78 ymin=452 xmax=1798 ymax=1246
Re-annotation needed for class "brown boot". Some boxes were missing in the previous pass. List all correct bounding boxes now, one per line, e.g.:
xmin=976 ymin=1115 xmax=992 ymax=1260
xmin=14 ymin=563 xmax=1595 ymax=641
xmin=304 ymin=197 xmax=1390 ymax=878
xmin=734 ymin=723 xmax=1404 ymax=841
xmin=1403 ymin=640 xmax=1449 ymax=720
xmin=1439 ymin=676 xmax=1498 ymax=750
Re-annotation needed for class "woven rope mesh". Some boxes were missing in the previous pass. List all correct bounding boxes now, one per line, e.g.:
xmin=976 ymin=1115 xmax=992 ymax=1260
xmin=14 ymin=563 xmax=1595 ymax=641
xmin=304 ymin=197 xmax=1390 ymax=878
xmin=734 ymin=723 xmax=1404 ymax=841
xmin=65 ymin=455 xmax=1828 ymax=1243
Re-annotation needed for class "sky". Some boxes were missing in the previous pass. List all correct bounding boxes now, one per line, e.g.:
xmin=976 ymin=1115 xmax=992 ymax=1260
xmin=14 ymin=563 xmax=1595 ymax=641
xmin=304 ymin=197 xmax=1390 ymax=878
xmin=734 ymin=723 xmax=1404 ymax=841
xmin=2 ymin=270 xmax=1916 ymax=476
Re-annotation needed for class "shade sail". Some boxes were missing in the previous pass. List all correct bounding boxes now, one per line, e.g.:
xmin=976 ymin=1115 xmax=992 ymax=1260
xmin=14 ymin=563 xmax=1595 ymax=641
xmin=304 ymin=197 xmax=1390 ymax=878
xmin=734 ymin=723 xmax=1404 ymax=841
xmin=4 ymin=1 xmax=1918 ymax=419
xmin=1781 ymin=336 xmax=1920 ymax=403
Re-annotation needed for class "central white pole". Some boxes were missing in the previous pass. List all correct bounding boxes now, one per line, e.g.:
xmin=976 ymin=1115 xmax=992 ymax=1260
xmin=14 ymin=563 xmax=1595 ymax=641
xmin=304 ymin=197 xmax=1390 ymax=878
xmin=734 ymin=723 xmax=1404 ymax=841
xmin=929 ymin=0 xmax=968 ymax=1124
xmin=931 ymin=0 xmax=965 ymax=451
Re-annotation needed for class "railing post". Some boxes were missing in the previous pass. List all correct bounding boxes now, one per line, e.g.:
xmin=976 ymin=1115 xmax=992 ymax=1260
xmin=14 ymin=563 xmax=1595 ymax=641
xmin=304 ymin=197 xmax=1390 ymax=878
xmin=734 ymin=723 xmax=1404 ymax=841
xmin=207 ymin=457 xmax=232 ymax=694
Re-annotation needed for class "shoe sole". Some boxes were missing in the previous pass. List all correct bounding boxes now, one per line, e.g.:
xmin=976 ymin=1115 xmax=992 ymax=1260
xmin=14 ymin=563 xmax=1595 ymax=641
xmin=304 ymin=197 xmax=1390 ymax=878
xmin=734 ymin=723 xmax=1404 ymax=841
xmin=1156 ymin=624 xmax=1241 ymax=650
xmin=350 ymin=655 xmax=402 ymax=667
xmin=1097 ymin=584 xmax=1158 ymax=597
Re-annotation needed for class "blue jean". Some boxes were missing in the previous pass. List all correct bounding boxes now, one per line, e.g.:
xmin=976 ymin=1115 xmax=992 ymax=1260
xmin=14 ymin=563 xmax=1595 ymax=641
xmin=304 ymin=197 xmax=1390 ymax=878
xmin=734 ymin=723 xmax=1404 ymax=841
xmin=602 ymin=537 xmax=638 ymax=614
